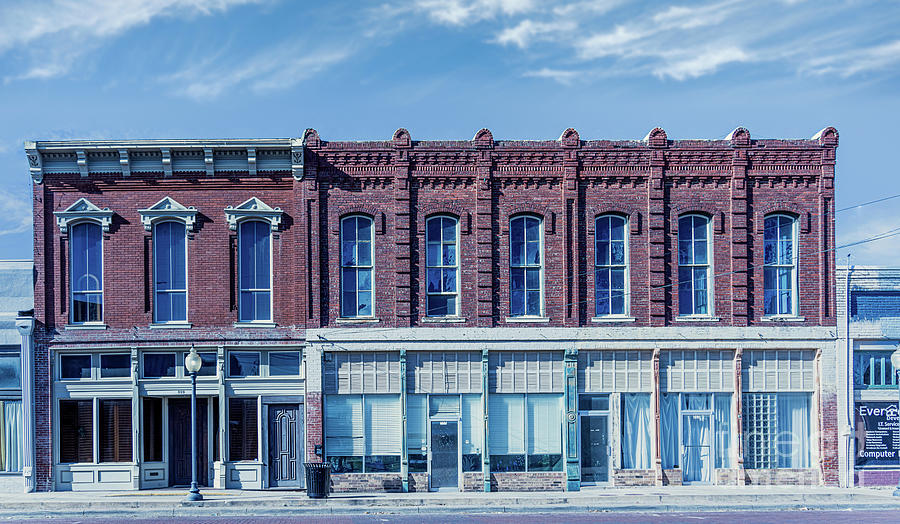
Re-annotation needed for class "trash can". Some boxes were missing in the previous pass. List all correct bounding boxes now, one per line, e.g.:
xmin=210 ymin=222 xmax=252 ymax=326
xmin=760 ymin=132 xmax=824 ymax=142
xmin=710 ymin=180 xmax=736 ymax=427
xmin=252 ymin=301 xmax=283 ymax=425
xmin=304 ymin=462 xmax=331 ymax=498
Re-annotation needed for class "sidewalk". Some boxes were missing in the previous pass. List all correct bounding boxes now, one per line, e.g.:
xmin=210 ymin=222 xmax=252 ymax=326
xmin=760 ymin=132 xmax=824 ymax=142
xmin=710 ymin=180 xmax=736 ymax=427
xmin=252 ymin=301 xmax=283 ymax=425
xmin=0 ymin=486 xmax=898 ymax=519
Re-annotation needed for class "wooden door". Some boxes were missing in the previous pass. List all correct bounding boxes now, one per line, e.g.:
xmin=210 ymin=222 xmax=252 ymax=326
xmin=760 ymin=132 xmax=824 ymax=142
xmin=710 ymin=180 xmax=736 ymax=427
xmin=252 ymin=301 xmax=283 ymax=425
xmin=268 ymin=404 xmax=304 ymax=488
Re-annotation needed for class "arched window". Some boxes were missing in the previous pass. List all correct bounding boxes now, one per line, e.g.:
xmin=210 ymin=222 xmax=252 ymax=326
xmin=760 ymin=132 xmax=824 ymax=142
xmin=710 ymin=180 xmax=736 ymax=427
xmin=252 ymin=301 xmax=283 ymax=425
xmin=153 ymin=221 xmax=187 ymax=323
xmin=595 ymin=215 xmax=628 ymax=316
xmin=677 ymin=215 xmax=712 ymax=316
xmin=425 ymin=215 xmax=459 ymax=317
xmin=341 ymin=216 xmax=374 ymax=317
xmin=763 ymin=214 xmax=798 ymax=316
xmin=70 ymin=222 xmax=103 ymax=323
xmin=239 ymin=220 xmax=272 ymax=322
xmin=509 ymin=215 xmax=542 ymax=317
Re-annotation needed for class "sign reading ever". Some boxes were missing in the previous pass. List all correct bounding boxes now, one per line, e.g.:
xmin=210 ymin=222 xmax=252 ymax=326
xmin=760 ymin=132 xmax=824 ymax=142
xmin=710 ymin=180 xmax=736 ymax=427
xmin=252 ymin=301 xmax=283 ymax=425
xmin=855 ymin=401 xmax=900 ymax=467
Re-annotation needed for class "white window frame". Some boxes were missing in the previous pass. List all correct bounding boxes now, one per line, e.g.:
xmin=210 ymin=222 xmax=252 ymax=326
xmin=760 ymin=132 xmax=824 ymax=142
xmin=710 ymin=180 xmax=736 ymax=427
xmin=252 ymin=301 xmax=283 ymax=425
xmin=677 ymin=214 xmax=714 ymax=317
xmin=237 ymin=219 xmax=274 ymax=323
xmin=152 ymin=219 xmax=189 ymax=324
xmin=594 ymin=214 xmax=629 ymax=318
xmin=68 ymin=220 xmax=105 ymax=325
xmin=425 ymin=215 xmax=460 ymax=317
xmin=762 ymin=213 xmax=799 ymax=318
xmin=508 ymin=215 xmax=544 ymax=318
xmin=340 ymin=215 xmax=375 ymax=318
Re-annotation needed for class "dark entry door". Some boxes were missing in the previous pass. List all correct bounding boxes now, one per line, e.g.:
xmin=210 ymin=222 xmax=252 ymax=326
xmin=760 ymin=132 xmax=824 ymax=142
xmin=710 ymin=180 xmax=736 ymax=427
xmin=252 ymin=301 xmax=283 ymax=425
xmin=268 ymin=404 xmax=304 ymax=488
xmin=430 ymin=421 xmax=458 ymax=491
xmin=169 ymin=398 xmax=208 ymax=487
xmin=580 ymin=415 xmax=609 ymax=483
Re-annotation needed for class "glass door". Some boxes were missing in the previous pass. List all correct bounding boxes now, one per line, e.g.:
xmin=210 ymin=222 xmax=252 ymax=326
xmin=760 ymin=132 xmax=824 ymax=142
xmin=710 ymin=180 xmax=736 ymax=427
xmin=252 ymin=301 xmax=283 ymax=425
xmin=430 ymin=421 xmax=459 ymax=490
xmin=681 ymin=394 xmax=713 ymax=484
xmin=580 ymin=415 xmax=609 ymax=483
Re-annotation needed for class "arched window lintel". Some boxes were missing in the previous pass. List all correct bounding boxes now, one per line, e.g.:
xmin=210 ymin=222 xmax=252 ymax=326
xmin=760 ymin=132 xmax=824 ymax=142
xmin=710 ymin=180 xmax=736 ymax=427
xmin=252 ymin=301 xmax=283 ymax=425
xmin=225 ymin=197 xmax=282 ymax=231
xmin=54 ymin=197 xmax=114 ymax=235
xmin=139 ymin=197 xmax=197 ymax=232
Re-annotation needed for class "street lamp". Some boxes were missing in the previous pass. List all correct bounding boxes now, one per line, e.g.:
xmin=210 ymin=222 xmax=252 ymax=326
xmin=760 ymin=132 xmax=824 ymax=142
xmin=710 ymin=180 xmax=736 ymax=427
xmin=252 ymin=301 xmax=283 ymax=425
xmin=891 ymin=348 xmax=900 ymax=497
xmin=184 ymin=345 xmax=203 ymax=502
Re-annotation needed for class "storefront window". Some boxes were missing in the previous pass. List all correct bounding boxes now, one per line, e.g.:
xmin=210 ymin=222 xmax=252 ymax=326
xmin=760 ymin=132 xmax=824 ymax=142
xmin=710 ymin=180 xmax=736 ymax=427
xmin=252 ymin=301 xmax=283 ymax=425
xmin=60 ymin=399 xmax=93 ymax=463
xmin=229 ymin=352 xmax=260 ymax=377
xmin=489 ymin=393 xmax=562 ymax=472
xmin=143 ymin=397 xmax=163 ymax=462
xmin=61 ymin=354 xmax=91 ymax=380
xmin=143 ymin=353 xmax=176 ymax=378
xmin=742 ymin=392 xmax=810 ymax=469
xmin=0 ymin=354 xmax=21 ymax=389
xmin=325 ymin=394 xmax=401 ymax=473
xmin=229 ymin=398 xmax=258 ymax=461
xmin=269 ymin=352 xmax=300 ymax=376
xmin=99 ymin=354 xmax=130 ymax=378
xmin=0 ymin=401 xmax=23 ymax=472
xmin=99 ymin=399 xmax=132 ymax=462
xmin=621 ymin=393 xmax=652 ymax=469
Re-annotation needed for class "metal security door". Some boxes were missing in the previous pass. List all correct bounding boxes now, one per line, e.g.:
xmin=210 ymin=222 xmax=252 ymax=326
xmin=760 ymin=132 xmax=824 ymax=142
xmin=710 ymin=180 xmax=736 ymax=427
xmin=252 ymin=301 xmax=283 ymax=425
xmin=580 ymin=415 xmax=609 ymax=483
xmin=168 ymin=398 xmax=208 ymax=487
xmin=430 ymin=421 xmax=459 ymax=491
xmin=268 ymin=404 xmax=304 ymax=488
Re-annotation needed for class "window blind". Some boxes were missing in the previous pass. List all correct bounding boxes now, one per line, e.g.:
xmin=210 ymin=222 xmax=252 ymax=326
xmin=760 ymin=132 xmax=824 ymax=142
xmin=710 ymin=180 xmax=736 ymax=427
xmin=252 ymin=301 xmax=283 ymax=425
xmin=488 ymin=394 xmax=525 ymax=455
xmin=407 ymin=351 xmax=482 ymax=393
xmin=406 ymin=394 xmax=427 ymax=452
xmin=99 ymin=399 xmax=132 ymax=463
xmin=742 ymin=350 xmax=815 ymax=392
xmin=526 ymin=394 xmax=562 ymax=454
xmin=325 ymin=395 xmax=363 ymax=455
xmin=325 ymin=352 xmax=402 ymax=394
xmin=229 ymin=398 xmax=258 ymax=461
xmin=661 ymin=350 xmax=734 ymax=392
xmin=365 ymin=395 xmax=401 ymax=455
xmin=60 ymin=399 xmax=93 ymax=464
xmin=578 ymin=351 xmax=652 ymax=392
xmin=461 ymin=394 xmax=482 ymax=455
xmin=489 ymin=352 xmax=564 ymax=393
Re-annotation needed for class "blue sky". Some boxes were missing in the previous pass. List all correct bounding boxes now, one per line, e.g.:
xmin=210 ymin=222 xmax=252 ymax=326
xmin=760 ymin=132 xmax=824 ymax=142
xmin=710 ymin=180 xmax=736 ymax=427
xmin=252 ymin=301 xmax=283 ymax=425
xmin=0 ymin=0 xmax=899 ymax=264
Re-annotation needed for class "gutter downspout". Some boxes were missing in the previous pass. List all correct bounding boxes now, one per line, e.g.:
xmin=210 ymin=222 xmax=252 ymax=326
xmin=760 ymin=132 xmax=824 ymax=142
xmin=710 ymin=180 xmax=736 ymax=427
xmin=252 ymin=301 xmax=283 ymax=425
xmin=844 ymin=258 xmax=855 ymax=487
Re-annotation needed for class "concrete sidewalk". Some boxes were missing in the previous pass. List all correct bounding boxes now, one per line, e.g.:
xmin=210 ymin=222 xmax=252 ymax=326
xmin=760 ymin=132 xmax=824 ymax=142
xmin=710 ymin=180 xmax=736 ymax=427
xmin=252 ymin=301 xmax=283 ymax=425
xmin=0 ymin=486 xmax=898 ymax=519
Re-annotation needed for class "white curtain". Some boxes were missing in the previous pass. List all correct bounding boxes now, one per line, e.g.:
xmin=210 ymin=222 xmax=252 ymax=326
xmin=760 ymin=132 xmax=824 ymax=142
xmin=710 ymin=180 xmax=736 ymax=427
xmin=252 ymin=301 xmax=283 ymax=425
xmin=4 ymin=401 xmax=22 ymax=472
xmin=365 ymin=395 xmax=401 ymax=455
xmin=622 ymin=393 xmax=651 ymax=469
xmin=660 ymin=393 xmax=679 ymax=469
xmin=682 ymin=414 xmax=711 ymax=482
xmin=714 ymin=394 xmax=731 ymax=469
xmin=527 ymin=395 xmax=562 ymax=454
xmin=488 ymin=394 xmax=525 ymax=455
xmin=777 ymin=393 xmax=810 ymax=468
xmin=461 ymin=394 xmax=482 ymax=455
xmin=407 ymin=394 xmax=427 ymax=453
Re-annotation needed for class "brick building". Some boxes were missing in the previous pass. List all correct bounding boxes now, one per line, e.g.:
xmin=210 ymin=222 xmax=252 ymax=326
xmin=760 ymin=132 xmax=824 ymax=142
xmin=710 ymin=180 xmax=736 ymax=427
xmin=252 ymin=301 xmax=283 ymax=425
xmin=24 ymin=125 xmax=839 ymax=492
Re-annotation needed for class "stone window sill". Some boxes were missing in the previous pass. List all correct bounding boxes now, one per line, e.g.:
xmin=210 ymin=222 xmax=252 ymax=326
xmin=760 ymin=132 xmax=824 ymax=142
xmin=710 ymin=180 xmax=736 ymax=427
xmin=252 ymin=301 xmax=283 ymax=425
xmin=760 ymin=315 xmax=806 ymax=322
xmin=504 ymin=316 xmax=551 ymax=323
xmin=591 ymin=316 xmax=636 ymax=323
xmin=233 ymin=322 xmax=276 ymax=328
xmin=335 ymin=317 xmax=381 ymax=324
xmin=421 ymin=317 xmax=467 ymax=323
xmin=674 ymin=316 xmax=721 ymax=322
xmin=65 ymin=323 xmax=107 ymax=330
xmin=149 ymin=323 xmax=192 ymax=329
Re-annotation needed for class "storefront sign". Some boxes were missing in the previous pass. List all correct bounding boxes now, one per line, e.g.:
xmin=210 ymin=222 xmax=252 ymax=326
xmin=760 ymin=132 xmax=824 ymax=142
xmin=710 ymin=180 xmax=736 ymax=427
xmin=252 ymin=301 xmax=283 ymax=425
xmin=855 ymin=401 xmax=900 ymax=467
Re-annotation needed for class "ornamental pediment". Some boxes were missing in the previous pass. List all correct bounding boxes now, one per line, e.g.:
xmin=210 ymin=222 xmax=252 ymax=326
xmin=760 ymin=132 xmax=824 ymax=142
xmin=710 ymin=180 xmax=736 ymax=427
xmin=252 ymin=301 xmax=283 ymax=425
xmin=137 ymin=197 xmax=198 ymax=232
xmin=224 ymin=197 xmax=283 ymax=231
xmin=53 ymin=198 xmax=114 ymax=234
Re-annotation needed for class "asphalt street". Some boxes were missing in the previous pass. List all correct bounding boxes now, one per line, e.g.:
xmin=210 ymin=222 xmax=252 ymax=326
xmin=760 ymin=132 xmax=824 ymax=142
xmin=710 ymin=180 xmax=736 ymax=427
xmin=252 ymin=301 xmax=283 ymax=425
xmin=2 ymin=511 xmax=895 ymax=523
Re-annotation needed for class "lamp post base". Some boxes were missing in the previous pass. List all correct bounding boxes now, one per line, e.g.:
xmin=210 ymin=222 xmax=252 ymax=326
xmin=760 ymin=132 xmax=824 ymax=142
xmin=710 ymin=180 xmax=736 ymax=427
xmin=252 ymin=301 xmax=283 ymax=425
xmin=185 ymin=482 xmax=203 ymax=502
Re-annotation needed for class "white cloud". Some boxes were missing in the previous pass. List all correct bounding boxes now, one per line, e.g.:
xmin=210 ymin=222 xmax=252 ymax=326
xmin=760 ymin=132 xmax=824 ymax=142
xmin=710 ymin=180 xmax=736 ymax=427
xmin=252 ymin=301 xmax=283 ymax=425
xmin=523 ymin=67 xmax=580 ymax=85
xmin=413 ymin=0 xmax=536 ymax=26
xmin=0 ymin=0 xmax=264 ymax=80
xmin=0 ymin=189 xmax=32 ymax=237
xmin=164 ymin=43 xmax=353 ymax=100
xmin=494 ymin=19 xmax=576 ymax=48
xmin=654 ymin=46 xmax=751 ymax=80
xmin=804 ymin=39 xmax=900 ymax=77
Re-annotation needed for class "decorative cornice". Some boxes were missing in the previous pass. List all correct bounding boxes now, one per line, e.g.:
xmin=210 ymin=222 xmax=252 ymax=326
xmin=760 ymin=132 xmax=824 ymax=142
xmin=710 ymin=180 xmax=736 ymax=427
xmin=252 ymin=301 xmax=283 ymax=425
xmin=137 ymin=197 xmax=198 ymax=232
xmin=53 ymin=198 xmax=114 ymax=234
xmin=224 ymin=197 xmax=283 ymax=231
xmin=291 ymin=138 xmax=304 ymax=180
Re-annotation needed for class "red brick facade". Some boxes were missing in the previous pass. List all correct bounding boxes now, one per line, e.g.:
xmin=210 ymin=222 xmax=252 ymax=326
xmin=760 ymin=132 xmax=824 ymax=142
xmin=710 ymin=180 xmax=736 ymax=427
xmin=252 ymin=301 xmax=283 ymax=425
xmin=28 ymin=126 xmax=839 ymax=492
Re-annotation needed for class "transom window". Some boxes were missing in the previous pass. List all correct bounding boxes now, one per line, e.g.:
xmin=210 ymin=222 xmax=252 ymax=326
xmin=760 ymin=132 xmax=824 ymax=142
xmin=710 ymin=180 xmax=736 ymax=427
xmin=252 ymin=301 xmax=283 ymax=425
xmin=70 ymin=222 xmax=103 ymax=323
xmin=239 ymin=220 xmax=272 ymax=322
xmin=854 ymin=351 xmax=897 ymax=388
xmin=763 ymin=214 xmax=797 ymax=316
xmin=509 ymin=215 xmax=543 ymax=317
xmin=341 ymin=216 xmax=374 ymax=317
xmin=677 ymin=215 xmax=711 ymax=316
xmin=595 ymin=215 xmax=627 ymax=316
xmin=425 ymin=215 xmax=459 ymax=316
xmin=153 ymin=221 xmax=187 ymax=323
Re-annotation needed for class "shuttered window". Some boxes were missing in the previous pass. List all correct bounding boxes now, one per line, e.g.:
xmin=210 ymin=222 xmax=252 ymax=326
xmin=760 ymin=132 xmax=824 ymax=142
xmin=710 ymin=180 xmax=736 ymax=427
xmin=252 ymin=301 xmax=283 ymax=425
xmin=60 ymin=400 xmax=93 ymax=464
xmin=578 ymin=351 xmax=652 ymax=392
xmin=228 ymin=398 xmax=258 ymax=461
xmin=489 ymin=351 xmax=564 ymax=393
xmin=742 ymin=350 xmax=815 ymax=392
xmin=661 ymin=350 xmax=734 ymax=392
xmin=324 ymin=352 xmax=401 ymax=394
xmin=407 ymin=351 xmax=482 ymax=393
xmin=99 ymin=399 xmax=132 ymax=463
xmin=143 ymin=397 xmax=162 ymax=462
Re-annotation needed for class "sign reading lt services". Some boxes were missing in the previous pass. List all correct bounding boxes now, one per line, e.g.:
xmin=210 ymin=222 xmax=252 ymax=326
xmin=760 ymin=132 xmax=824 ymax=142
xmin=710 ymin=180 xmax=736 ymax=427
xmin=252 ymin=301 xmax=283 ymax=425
xmin=855 ymin=401 xmax=900 ymax=467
